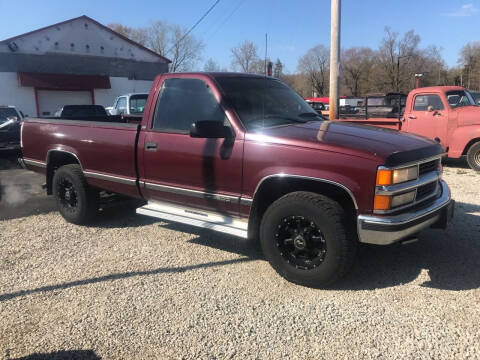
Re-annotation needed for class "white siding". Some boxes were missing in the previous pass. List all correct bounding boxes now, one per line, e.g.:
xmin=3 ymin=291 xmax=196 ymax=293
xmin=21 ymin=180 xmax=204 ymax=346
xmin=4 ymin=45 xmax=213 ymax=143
xmin=0 ymin=72 xmax=36 ymax=116
xmin=37 ymin=90 xmax=92 ymax=116
xmin=94 ymin=77 xmax=153 ymax=108
xmin=0 ymin=17 xmax=162 ymax=63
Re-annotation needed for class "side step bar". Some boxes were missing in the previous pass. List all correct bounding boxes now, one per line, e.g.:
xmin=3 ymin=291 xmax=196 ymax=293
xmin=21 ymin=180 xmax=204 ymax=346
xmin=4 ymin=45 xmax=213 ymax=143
xmin=136 ymin=200 xmax=249 ymax=238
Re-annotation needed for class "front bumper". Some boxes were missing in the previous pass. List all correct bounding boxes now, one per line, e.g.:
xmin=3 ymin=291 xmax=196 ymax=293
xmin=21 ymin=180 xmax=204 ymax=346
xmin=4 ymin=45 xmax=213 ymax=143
xmin=357 ymin=180 xmax=453 ymax=245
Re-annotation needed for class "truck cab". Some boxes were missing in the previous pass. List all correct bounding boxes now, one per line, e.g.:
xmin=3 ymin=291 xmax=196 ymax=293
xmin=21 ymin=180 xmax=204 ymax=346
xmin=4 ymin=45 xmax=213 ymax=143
xmin=402 ymin=86 xmax=480 ymax=170
xmin=108 ymin=93 xmax=149 ymax=116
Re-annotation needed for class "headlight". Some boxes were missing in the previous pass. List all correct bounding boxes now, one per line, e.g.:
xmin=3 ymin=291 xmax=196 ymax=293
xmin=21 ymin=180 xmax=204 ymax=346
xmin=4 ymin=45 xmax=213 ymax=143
xmin=374 ymin=190 xmax=416 ymax=211
xmin=376 ymin=165 xmax=418 ymax=186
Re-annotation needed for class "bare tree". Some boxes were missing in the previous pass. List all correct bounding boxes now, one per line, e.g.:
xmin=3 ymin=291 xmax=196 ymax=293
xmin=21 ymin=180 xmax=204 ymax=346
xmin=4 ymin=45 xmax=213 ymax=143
xmin=108 ymin=23 xmax=149 ymax=46
xmin=274 ymin=59 xmax=283 ymax=78
xmin=341 ymin=47 xmax=375 ymax=96
xmin=297 ymin=45 xmax=330 ymax=96
xmin=375 ymin=27 xmax=420 ymax=93
xmin=458 ymin=42 xmax=480 ymax=89
xmin=108 ymin=21 xmax=204 ymax=72
xmin=204 ymin=58 xmax=221 ymax=72
xmin=230 ymin=41 xmax=259 ymax=73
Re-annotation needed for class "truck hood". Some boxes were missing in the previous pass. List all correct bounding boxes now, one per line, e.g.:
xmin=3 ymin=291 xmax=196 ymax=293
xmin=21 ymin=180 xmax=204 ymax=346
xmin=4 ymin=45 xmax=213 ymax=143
xmin=246 ymin=121 xmax=443 ymax=166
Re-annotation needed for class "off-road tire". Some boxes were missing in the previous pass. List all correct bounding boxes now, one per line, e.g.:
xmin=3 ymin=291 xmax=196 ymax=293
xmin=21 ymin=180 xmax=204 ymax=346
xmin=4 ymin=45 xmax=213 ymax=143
xmin=260 ymin=191 xmax=357 ymax=288
xmin=466 ymin=142 xmax=480 ymax=172
xmin=52 ymin=164 xmax=98 ymax=224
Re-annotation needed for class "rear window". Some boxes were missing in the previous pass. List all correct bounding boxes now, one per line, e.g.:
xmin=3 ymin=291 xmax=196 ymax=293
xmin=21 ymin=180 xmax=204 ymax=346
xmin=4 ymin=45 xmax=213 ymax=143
xmin=129 ymin=95 xmax=148 ymax=114
xmin=61 ymin=105 xmax=107 ymax=117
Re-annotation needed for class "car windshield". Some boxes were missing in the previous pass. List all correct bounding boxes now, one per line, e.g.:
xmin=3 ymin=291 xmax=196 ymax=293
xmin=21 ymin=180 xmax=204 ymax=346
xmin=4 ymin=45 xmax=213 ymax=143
xmin=0 ymin=108 xmax=19 ymax=123
xmin=129 ymin=94 xmax=148 ymax=114
xmin=447 ymin=90 xmax=476 ymax=108
xmin=215 ymin=77 xmax=322 ymax=130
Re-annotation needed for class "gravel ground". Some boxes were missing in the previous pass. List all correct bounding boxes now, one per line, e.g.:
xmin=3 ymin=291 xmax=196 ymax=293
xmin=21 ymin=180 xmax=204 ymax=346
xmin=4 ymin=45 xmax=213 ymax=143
xmin=0 ymin=160 xmax=479 ymax=359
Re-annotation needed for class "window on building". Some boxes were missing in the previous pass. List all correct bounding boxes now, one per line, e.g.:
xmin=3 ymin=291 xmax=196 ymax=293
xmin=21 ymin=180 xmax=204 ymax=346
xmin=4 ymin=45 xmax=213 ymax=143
xmin=152 ymin=78 xmax=225 ymax=133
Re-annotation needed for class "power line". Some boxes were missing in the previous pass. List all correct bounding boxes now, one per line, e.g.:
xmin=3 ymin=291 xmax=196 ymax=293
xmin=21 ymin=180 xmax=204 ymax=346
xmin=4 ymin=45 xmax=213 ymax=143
xmin=167 ymin=0 xmax=221 ymax=53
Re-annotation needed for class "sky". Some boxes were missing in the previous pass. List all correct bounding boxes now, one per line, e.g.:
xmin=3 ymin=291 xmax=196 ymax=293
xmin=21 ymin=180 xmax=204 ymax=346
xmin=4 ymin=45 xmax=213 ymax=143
xmin=1 ymin=0 xmax=479 ymax=72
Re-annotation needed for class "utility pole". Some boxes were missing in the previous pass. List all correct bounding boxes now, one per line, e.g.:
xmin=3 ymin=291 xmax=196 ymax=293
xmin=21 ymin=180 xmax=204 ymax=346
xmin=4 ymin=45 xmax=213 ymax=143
xmin=329 ymin=0 xmax=341 ymax=120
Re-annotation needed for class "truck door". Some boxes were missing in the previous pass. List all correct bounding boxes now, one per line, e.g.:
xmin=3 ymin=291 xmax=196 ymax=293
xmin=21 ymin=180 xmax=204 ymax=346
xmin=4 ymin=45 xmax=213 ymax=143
xmin=141 ymin=77 xmax=243 ymax=216
xmin=405 ymin=93 xmax=446 ymax=142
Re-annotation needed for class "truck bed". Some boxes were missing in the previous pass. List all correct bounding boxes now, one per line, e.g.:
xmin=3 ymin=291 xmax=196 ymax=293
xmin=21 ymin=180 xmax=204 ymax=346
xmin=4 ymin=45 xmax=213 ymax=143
xmin=21 ymin=117 xmax=141 ymax=198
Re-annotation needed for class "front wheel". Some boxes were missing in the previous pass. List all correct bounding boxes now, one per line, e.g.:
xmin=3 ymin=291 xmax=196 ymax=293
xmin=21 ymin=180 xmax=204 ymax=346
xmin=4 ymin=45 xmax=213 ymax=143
xmin=52 ymin=164 xmax=98 ymax=224
xmin=260 ymin=191 xmax=357 ymax=287
xmin=466 ymin=142 xmax=480 ymax=172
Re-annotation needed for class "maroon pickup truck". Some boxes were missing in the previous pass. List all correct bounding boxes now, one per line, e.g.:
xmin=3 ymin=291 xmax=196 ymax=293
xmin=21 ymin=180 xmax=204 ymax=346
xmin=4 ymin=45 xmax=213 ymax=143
xmin=20 ymin=72 xmax=454 ymax=287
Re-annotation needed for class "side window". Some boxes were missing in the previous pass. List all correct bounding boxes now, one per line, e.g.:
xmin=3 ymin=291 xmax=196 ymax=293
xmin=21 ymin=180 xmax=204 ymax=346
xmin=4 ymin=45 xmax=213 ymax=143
xmin=413 ymin=95 xmax=444 ymax=111
xmin=116 ymin=97 xmax=127 ymax=111
xmin=152 ymin=78 xmax=225 ymax=133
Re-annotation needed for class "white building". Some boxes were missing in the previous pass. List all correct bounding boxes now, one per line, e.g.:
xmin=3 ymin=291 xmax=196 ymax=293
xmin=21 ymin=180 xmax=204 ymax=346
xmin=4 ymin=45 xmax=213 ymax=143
xmin=0 ymin=15 xmax=170 ymax=117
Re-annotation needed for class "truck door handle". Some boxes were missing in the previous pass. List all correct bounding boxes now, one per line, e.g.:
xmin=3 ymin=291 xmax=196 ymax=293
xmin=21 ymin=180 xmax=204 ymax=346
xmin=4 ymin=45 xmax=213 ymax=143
xmin=408 ymin=115 xmax=416 ymax=119
xmin=145 ymin=142 xmax=158 ymax=151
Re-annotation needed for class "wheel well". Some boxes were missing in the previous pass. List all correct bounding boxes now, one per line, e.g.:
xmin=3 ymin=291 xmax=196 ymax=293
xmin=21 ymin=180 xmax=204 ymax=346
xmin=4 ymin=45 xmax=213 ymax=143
xmin=46 ymin=151 xmax=80 ymax=194
xmin=247 ymin=177 xmax=357 ymax=240
xmin=462 ymin=138 xmax=480 ymax=155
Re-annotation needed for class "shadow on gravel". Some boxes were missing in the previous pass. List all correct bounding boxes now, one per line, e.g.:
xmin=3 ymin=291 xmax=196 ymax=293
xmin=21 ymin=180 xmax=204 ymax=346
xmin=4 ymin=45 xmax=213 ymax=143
xmin=333 ymin=201 xmax=480 ymax=291
xmin=443 ymin=157 xmax=471 ymax=170
xmin=11 ymin=350 xmax=100 ymax=360
xmin=0 ymin=257 xmax=253 ymax=302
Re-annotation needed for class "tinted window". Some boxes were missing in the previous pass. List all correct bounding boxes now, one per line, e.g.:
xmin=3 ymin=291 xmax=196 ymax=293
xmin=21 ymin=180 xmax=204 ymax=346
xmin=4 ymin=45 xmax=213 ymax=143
xmin=129 ymin=94 xmax=148 ymax=114
xmin=61 ymin=105 xmax=107 ymax=117
xmin=216 ymin=77 xmax=320 ymax=130
xmin=152 ymin=78 xmax=225 ymax=133
xmin=0 ymin=108 xmax=19 ymax=123
xmin=413 ymin=95 xmax=444 ymax=111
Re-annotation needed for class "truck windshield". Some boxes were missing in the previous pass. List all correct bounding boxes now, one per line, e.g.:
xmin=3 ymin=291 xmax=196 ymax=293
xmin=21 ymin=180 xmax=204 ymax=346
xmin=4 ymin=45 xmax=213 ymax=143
xmin=129 ymin=94 xmax=148 ymax=114
xmin=447 ymin=90 xmax=476 ymax=108
xmin=0 ymin=108 xmax=19 ymax=123
xmin=216 ymin=77 xmax=322 ymax=130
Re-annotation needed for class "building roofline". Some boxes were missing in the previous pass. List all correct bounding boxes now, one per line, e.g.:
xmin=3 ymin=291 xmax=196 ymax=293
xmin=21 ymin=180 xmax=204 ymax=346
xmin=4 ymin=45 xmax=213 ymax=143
xmin=0 ymin=15 xmax=172 ymax=64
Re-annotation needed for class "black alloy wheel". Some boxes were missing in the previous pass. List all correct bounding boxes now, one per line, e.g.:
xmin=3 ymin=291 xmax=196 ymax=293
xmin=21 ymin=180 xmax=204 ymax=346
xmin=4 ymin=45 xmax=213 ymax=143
xmin=275 ymin=215 xmax=327 ymax=270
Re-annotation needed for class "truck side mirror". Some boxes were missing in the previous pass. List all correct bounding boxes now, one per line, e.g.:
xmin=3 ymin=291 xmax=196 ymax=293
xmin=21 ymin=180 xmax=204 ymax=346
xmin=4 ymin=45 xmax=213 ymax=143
xmin=190 ymin=121 xmax=233 ymax=139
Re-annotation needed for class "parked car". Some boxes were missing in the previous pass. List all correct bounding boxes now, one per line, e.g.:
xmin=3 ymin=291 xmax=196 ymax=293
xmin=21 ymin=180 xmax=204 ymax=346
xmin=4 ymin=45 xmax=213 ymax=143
xmin=0 ymin=105 xmax=23 ymax=151
xmin=20 ymin=72 xmax=454 ymax=287
xmin=337 ymin=86 xmax=480 ymax=171
xmin=54 ymin=105 xmax=108 ymax=118
xmin=108 ymin=93 xmax=149 ymax=116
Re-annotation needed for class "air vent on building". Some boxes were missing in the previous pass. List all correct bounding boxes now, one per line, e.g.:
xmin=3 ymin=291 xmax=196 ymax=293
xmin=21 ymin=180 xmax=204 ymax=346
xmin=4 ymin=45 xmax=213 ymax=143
xmin=7 ymin=42 xmax=18 ymax=52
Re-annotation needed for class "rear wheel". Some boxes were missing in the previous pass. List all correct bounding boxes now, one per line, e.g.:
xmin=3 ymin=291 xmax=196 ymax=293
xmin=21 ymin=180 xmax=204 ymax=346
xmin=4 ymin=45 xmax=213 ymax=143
xmin=52 ymin=164 xmax=98 ymax=224
xmin=260 ymin=191 xmax=357 ymax=287
xmin=466 ymin=142 xmax=480 ymax=172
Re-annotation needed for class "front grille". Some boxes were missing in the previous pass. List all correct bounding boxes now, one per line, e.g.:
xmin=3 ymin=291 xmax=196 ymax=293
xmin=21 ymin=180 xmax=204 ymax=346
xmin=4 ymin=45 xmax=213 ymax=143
xmin=416 ymin=181 xmax=438 ymax=201
xmin=419 ymin=159 xmax=440 ymax=176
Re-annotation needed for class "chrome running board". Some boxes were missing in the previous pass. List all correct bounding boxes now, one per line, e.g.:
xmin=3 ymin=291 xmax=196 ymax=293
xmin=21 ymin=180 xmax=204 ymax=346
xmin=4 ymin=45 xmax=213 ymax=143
xmin=136 ymin=200 xmax=248 ymax=238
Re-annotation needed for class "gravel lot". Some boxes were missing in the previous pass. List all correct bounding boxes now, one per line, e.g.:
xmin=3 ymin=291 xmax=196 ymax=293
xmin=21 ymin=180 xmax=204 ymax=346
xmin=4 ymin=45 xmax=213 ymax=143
xmin=0 ymin=157 xmax=479 ymax=359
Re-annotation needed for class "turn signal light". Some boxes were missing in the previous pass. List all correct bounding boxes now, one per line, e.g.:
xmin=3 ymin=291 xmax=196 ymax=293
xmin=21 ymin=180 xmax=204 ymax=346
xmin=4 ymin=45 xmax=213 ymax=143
xmin=376 ymin=169 xmax=393 ymax=186
xmin=374 ymin=195 xmax=391 ymax=211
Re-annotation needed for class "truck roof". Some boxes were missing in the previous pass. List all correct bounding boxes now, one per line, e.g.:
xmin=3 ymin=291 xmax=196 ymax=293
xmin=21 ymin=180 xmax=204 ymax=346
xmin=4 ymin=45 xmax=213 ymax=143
xmin=409 ymin=86 xmax=465 ymax=94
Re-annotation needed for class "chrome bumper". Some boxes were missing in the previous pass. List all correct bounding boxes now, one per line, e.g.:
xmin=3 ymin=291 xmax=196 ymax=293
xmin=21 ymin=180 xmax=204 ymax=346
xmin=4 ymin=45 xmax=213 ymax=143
xmin=357 ymin=180 xmax=453 ymax=245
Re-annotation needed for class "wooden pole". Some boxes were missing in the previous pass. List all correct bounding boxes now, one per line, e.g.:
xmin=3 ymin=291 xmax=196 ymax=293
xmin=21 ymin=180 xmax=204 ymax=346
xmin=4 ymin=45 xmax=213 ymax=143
xmin=329 ymin=0 xmax=341 ymax=120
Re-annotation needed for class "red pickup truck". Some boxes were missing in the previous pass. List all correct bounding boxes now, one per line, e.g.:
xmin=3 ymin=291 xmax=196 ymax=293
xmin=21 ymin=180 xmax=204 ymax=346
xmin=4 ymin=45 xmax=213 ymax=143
xmin=336 ymin=86 xmax=480 ymax=171
xmin=20 ymin=72 xmax=454 ymax=287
